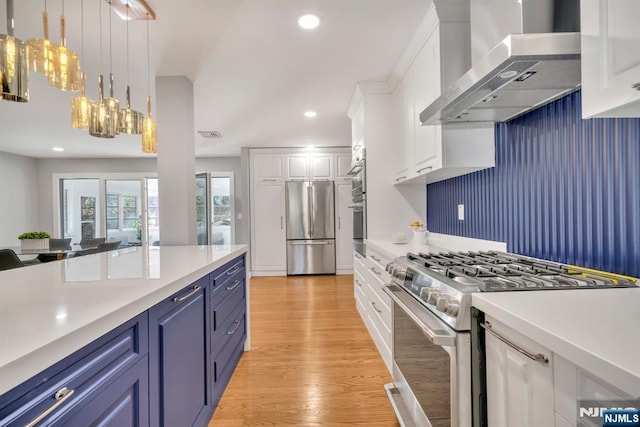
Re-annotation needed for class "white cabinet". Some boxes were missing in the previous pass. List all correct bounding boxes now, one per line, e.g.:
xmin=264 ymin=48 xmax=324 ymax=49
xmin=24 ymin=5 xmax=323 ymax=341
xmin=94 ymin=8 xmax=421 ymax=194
xmin=352 ymin=247 xmax=393 ymax=374
xmin=484 ymin=316 xmax=555 ymax=427
xmin=336 ymin=154 xmax=352 ymax=180
xmin=335 ymin=182 xmax=353 ymax=272
xmin=252 ymin=154 xmax=285 ymax=182
xmin=351 ymin=99 xmax=365 ymax=146
xmin=581 ymin=0 xmax=640 ymax=118
xmin=250 ymin=182 xmax=286 ymax=274
xmin=391 ymin=5 xmax=494 ymax=185
xmin=286 ymin=153 xmax=333 ymax=180
xmin=286 ymin=154 xmax=308 ymax=180
xmin=553 ymin=354 xmax=635 ymax=426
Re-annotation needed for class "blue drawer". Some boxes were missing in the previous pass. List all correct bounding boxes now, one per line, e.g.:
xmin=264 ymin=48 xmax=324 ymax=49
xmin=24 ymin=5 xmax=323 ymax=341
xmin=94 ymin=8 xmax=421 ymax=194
xmin=210 ymin=256 xmax=245 ymax=292
xmin=0 ymin=313 xmax=148 ymax=426
xmin=211 ymin=314 xmax=245 ymax=408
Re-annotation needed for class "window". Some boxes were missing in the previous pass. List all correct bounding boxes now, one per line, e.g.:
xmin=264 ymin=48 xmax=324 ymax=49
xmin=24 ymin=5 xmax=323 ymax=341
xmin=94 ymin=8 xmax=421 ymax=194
xmin=122 ymin=196 xmax=137 ymax=228
xmin=106 ymin=194 xmax=119 ymax=230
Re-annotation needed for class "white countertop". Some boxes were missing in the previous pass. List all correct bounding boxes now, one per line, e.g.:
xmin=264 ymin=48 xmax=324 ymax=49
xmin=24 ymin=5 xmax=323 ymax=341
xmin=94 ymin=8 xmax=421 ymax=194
xmin=473 ymin=288 xmax=640 ymax=397
xmin=366 ymin=232 xmax=507 ymax=259
xmin=0 ymin=245 xmax=247 ymax=395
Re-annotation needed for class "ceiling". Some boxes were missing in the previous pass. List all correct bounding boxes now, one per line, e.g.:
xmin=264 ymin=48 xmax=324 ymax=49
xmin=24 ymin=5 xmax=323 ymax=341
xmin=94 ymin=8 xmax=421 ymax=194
xmin=0 ymin=0 xmax=429 ymax=158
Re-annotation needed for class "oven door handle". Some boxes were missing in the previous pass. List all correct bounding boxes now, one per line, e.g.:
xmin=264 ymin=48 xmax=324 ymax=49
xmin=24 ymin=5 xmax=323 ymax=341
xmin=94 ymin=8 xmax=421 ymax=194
xmin=383 ymin=284 xmax=456 ymax=347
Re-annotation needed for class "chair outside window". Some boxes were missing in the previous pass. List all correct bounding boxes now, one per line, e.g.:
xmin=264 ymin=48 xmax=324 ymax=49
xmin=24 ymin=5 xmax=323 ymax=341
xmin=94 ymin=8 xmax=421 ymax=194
xmin=0 ymin=249 xmax=25 ymax=271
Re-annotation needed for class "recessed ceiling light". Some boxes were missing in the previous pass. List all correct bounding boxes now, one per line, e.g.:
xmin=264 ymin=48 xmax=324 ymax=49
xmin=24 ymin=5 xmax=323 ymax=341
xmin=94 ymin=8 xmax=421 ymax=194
xmin=304 ymin=111 xmax=317 ymax=118
xmin=298 ymin=14 xmax=320 ymax=30
xmin=52 ymin=147 xmax=64 ymax=152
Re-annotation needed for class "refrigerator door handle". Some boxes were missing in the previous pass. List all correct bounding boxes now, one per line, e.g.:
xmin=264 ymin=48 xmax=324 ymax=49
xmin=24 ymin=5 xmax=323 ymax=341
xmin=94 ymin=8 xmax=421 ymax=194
xmin=307 ymin=184 xmax=313 ymax=236
xmin=310 ymin=184 xmax=315 ymax=236
xmin=288 ymin=241 xmax=333 ymax=246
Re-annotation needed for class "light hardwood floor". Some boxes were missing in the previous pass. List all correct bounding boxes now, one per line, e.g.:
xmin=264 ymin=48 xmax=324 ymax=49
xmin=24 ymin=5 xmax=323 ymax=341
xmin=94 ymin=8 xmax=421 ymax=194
xmin=210 ymin=274 xmax=400 ymax=426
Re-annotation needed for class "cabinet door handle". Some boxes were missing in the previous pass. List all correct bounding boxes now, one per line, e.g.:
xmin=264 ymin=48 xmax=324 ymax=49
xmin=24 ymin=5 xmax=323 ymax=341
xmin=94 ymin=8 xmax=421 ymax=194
xmin=172 ymin=285 xmax=201 ymax=303
xmin=226 ymin=319 xmax=241 ymax=335
xmin=338 ymin=216 xmax=341 ymax=230
xmin=395 ymin=176 xmax=407 ymax=182
xmin=370 ymin=301 xmax=382 ymax=313
xmin=25 ymin=387 xmax=75 ymax=427
xmin=226 ymin=279 xmax=241 ymax=291
xmin=281 ymin=216 xmax=283 ymax=230
xmin=370 ymin=255 xmax=381 ymax=262
xmin=262 ymin=179 xmax=277 ymax=182
xmin=480 ymin=321 xmax=549 ymax=363
xmin=226 ymin=265 xmax=241 ymax=276
xmin=355 ymin=279 xmax=363 ymax=287
xmin=416 ymin=166 xmax=433 ymax=174
xmin=632 ymin=82 xmax=640 ymax=90
xmin=354 ymin=253 xmax=362 ymax=259
xmin=370 ymin=267 xmax=381 ymax=275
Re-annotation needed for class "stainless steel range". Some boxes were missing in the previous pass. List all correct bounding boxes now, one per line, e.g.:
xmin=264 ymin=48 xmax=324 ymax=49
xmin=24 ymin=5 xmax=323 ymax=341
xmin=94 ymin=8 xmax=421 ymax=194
xmin=383 ymin=251 xmax=638 ymax=427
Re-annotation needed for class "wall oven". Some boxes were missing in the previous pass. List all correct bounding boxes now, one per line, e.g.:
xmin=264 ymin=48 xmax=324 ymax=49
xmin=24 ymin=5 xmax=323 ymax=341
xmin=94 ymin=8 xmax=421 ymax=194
xmin=349 ymin=149 xmax=366 ymax=257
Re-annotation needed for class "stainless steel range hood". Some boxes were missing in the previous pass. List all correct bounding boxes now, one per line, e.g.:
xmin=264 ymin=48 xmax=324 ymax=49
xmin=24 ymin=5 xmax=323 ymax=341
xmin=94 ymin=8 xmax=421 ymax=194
xmin=420 ymin=0 xmax=581 ymax=125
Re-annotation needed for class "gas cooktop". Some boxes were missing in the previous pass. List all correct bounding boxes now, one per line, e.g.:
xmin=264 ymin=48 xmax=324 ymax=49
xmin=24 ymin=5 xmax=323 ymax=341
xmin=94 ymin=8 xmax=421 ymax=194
xmin=407 ymin=251 xmax=638 ymax=291
xmin=385 ymin=251 xmax=638 ymax=331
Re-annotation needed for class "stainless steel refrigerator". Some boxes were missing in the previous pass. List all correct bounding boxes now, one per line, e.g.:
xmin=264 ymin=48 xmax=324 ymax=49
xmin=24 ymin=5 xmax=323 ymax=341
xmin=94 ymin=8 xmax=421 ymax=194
xmin=285 ymin=181 xmax=336 ymax=275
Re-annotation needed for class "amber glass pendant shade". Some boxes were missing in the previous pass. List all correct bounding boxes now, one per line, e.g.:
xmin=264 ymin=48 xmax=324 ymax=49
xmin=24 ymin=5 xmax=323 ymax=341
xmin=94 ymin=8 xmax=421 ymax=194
xmin=119 ymin=86 xmax=143 ymax=134
xmin=1 ymin=0 xmax=29 ymax=102
xmin=71 ymin=71 xmax=93 ymax=129
xmin=89 ymin=74 xmax=117 ymax=138
xmin=26 ymin=11 xmax=56 ymax=75
xmin=142 ymin=97 xmax=157 ymax=153
xmin=48 ymin=15 xmax=80 ymax=91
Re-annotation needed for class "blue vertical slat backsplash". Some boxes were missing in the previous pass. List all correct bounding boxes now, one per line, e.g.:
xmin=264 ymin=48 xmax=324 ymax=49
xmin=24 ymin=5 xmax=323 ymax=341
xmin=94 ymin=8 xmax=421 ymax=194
xmin=426 ymin=91 xmax=640 ymax=278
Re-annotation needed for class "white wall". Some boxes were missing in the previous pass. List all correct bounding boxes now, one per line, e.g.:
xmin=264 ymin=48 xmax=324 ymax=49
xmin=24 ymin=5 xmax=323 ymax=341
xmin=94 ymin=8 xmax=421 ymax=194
xmin=35 ymin=156 xmax=247 ymax=244
xmin=0 ymin=152 xmax=40 ymax=247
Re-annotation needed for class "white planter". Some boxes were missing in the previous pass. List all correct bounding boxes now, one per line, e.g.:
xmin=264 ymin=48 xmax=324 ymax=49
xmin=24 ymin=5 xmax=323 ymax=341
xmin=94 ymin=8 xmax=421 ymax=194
xmin=20 ymin=238 xmax=50 ymax=251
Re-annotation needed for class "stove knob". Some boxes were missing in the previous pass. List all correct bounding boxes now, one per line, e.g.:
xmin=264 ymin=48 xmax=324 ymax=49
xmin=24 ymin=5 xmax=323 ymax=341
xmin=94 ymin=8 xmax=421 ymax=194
xmin=445 ymin=301 xmax=460 ymax=317
xmin=435 ymin=295 xmax=450 ymax=312
xmin=427 ymin=290 xmax=442 ymax=305
xmin=385 ymin=263 xmax=395 ymax=274
xmin=396 ymin=268 xmax=407 ymax=280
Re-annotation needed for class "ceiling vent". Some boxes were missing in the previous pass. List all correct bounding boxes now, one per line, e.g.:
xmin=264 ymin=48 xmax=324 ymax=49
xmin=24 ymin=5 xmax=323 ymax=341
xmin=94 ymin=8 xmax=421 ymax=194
xmin=198 ymin=131 xmax=223 ymax=139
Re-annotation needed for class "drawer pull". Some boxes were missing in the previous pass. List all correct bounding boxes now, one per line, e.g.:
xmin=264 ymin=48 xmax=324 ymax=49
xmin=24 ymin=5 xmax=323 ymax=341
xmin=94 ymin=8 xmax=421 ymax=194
xmin=480 ymin=321 xmax=549 ymax=363
xmin=226 ymin=280 xmax=241 ymax=291
xmin=370 ymin=267 xmax=381 ymax=276
xmin=416 ymin=166 xmax=433 ymax=174
xmin=355 ymin=253 xmax=362 ymax=259
xmin=226 ymin=265 xmax=241 ymax=276
xmin=25 ymin=387 xmax=75 ymax=427
xmin=632 ymin=82 xmax=640 ymax=90
xmin=370 ymin=301 xmax=382 ymax=314
xmin=355 ymin=279 xmax=363 ymax=287
xmin=370 ymin=255 xmax=381 ymax=262
xmin=226 ymin=320 xmax=241 ymax=335
xmin=395 ymin=176 xmax=407 ymax=182
xmin=172 ymin=285 xmax=201 ymax=303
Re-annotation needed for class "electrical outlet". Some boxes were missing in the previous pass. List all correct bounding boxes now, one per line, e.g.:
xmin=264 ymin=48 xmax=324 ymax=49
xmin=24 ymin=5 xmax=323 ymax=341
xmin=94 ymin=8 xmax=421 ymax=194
xmin=458 ymin=204 xmax=465 ymax=221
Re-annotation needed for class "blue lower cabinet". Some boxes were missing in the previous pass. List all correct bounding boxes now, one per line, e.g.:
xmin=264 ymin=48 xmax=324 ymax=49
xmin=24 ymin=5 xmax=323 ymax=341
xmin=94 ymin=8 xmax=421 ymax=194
xmin=58 ymin=355 xmax=149 ymax=427
xmin=148 ymin=276 xmax=212 ymax=427
xmin=212 ymin=306 xmax=246 ymax=408
xmin=0 ymin=314 xmax=148 ymax=426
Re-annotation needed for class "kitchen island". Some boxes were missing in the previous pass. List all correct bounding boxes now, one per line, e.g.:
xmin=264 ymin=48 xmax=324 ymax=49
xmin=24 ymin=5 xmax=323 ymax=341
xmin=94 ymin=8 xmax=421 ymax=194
xmin=0 ymin=244 xmax=248 ymax=426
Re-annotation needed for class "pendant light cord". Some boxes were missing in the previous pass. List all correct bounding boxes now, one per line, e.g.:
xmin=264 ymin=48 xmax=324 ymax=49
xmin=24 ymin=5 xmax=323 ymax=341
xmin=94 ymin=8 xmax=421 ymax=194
xmin=80 ymin=0 xmax=84 ymax=68
xmin=146 ymin=13 xmax=150 ymax=97
xmin=98 ymin=0 xmax=103 ymax=73
xmin=126 ymin=2 xmax=129 ymax=85
xmin=109 ymin=0 xmax=112 ymax=75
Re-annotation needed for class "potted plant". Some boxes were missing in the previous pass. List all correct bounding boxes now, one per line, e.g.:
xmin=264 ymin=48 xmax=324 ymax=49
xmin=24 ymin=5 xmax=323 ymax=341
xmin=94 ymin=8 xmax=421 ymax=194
xmin=18 ymin=231 xmax=51 ymax=251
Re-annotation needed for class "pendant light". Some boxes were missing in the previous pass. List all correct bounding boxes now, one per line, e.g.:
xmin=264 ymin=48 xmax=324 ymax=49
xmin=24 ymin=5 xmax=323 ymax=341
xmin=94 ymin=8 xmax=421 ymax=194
xmin=71 ymin=0 xmax=93 ymax=129
xmin=89 ymin=0 xmax=116 ymax=138
xmin=48 ymin=0 xmax=80 ymax=91
xmin=141 ymin=13 xmax=156 ymax=153
xmin=26 ymin=0 xmax=57 ymax=76
xmin=0 ymin=0 xmax=29 ymax=102
xmin=118 ymin=2 xmax=143 ymax=134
